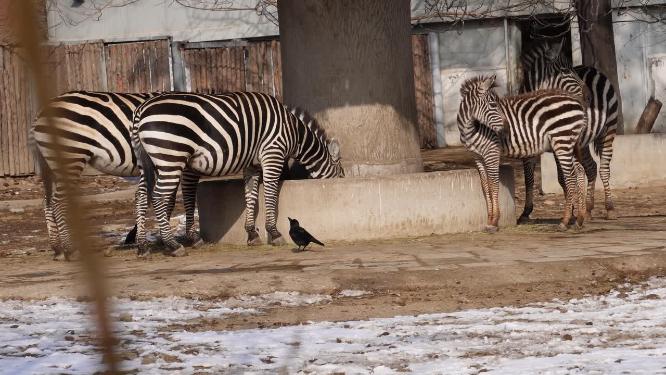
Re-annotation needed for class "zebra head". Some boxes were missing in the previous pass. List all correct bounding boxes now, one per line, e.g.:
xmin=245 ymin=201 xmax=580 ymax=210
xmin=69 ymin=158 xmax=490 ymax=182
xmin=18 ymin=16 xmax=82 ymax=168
xmin=458 ymin=75 xmax=505 ymax=133
xmin=291 ymin=108 xmax=345 ymax=179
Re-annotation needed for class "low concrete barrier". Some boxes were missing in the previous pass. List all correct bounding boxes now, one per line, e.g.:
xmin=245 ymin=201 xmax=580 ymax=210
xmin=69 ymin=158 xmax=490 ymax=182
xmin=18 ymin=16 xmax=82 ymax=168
xmin=540 ymin=133 xmax=666 ymax=194
xmin=197 ymin=166 xmax=515 ymax=245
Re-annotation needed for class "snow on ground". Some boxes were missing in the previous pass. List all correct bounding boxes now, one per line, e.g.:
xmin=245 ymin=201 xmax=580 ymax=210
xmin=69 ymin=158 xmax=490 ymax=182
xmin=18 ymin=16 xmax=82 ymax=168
xmin=3 ymin=281 xmax=666 ymax=374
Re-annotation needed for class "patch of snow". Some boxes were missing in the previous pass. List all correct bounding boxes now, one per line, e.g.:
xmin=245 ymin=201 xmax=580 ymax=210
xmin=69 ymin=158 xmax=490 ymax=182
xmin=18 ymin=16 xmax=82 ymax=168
xmin=222 ymin=291 xmax=332 ymax=309
xmin=338 ymin=289 xmax=370 ymax=298
xmin=3 ymin=280 xmax=666 ymax=373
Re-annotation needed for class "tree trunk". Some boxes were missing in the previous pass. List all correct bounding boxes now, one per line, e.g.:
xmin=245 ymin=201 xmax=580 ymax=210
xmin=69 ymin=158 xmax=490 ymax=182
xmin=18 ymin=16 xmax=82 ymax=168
xmin=278 ymin=0 xmax=423 ymax=177
xmin=635 ymin=97 xmax=663 ymax=134
xmin=575 ymin=0 xmax=624 ymax=133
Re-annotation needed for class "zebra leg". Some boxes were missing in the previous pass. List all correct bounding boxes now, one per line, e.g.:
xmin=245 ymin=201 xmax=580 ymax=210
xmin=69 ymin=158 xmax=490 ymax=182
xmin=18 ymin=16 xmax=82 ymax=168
xmin=152 ymin=173 xmax=187 ymax=257
xmin=553 ymin=150 xmax=579 ymax=230
xmin=43 ymin=191 xmax=62 ymax=257
xmin=487 ymin=158 xmax=501 ymax=230
xmin=554 ymin=157 xmax=576 ymax=225
xmin=181 ymin=170 xmax=202 ymax=247
xmin=50 ymin=182 xmax=73 ymax=260
xmin=473 ymin=158 xmax=495 ymax=231
xmin=134 ymin=175 xmax=151 ymax=257
xmin=243 ymin=165 xmax=262 ymax=246
xmin=518 ymin=158 xmax=538 ymax=224
xmin=574 ymin=161 xmax=587 ymax=228
xmin=597 ymin=133 xmax=616 ymax=219
xmin=262 ymin=157 xmax=286 ymax=245
xmin=580 ymin=146 xmax=597 ymax=220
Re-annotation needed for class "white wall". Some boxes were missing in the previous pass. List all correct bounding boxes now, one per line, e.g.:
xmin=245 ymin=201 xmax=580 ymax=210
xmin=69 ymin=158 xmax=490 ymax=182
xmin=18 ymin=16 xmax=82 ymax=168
xmin=572 ymin=9 xmax=666 ymax=133
xmin=432 ymin=20 xmax=521 ymax=147
xmin=47 ymin=0 xmax=279 ymax=43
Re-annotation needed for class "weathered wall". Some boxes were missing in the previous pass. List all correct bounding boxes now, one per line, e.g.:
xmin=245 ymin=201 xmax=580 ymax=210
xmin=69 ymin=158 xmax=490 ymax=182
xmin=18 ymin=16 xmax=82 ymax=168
xmin=431 ymin=20 xmax=521 ymax=147
xmin=571 ymin=9 xmax=666 ymax=133
xmin=198 ymin=167 xmax=516 ymax=245
xmin=46 ymin=0 xmax=278 ymax=43
xmin=540 ymin=134 xmax=666 ymax=194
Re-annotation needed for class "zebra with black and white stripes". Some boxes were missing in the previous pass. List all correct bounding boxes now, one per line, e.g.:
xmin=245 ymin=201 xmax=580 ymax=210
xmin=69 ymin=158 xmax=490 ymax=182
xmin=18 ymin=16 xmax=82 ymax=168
xmin=457 ymin=75 xmax=587 ymax=231
xmin=519 ymin=41 xmax=619 ymax=222
xmin=132 ymin=91 xmax=344 ymax=256
xmin=31 ymin=91 xmax=160 ymax=260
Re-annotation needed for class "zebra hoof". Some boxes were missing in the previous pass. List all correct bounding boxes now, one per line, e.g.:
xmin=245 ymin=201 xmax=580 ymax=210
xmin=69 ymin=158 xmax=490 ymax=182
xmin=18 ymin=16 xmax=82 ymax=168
xmin=191 ymin=238 xmax=205 ymax=249
xmin=269 ymin=235 xmax=286 ymax=246
xmin=53 ymin=252 xmax=66 ymax=261
xmin=606 ymin=209 xmax=618 ymax=220
xmin=168 ymin=246 xmax=188 ymax=257
xmin=557 ymin=222 xmax=569 ymax=231
xmin=483 ymin=225 xmax=498 ymax=233
xmin=516 ymin=215 xmax=530 ymax=225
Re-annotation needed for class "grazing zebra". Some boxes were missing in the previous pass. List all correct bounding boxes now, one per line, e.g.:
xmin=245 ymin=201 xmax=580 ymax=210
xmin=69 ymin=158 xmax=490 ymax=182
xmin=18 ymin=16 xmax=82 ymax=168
xmin=132 ymin=92 xmax=344 ymax=256
xmin=31 ymin=91 xmax=162 ymax=260
xmin=519 ymin=41 xmax=619 ymax=222
xmin=457 ymin=75 xmax=587 ymax=231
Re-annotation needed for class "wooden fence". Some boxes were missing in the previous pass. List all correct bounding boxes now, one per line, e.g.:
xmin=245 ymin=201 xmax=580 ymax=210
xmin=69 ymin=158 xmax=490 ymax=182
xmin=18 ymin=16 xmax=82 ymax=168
xmin=0 ymin=46 xmax=36 ymax=176
xmin=182 ymin=40 xmax=283 ymax=100
xmin=0 ymin=36 xmax=436 ymax=176
xmin=0 ymin=38 xmax=173 ymax=176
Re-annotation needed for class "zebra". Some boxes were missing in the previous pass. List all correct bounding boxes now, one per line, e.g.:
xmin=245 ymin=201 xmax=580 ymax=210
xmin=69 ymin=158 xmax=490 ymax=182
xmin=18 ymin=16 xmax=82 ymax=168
xmin=457 ymin=75 xmax=587 ymax=231
xmin=132 ymin=91 xmax=344 ymax=256
xmin=519 ymin=41 xmax=619 ymax=223
xmin=31 ymin=91 xmax=162 ymax=260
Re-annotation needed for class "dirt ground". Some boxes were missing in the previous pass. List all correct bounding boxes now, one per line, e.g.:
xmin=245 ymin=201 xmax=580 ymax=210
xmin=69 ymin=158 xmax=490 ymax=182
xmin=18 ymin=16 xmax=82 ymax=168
xmin=1 ymin=147 xmax=665 ymax=329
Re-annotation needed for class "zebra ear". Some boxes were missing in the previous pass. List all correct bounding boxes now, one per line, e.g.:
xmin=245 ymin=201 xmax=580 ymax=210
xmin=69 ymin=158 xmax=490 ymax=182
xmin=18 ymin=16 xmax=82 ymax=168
xmin=546 ymin=40 xmax=563 ymax=61
xmin=480 ymin=75 xmax=496 ymax=93
xmin=328 ymin=139 xmax=341 ymax=162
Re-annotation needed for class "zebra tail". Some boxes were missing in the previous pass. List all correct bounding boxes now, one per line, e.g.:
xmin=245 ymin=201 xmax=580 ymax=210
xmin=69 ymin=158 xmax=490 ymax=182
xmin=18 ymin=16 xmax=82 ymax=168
xmin=135 ymin=138 xmax=156 ymax=200
xmin=32 ymin=142 xmax=53 ymax=205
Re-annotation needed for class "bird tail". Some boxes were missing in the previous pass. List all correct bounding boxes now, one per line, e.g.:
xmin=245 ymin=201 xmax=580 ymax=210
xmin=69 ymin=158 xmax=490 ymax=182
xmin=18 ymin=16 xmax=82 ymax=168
xmin=312 ymin=237 xmax=325 ymax=247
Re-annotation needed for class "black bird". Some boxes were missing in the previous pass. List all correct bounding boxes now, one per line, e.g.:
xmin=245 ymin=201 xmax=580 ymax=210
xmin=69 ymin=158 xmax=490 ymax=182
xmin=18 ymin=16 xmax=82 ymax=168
xmin=288 ymin=217 xmax=324 ymax=251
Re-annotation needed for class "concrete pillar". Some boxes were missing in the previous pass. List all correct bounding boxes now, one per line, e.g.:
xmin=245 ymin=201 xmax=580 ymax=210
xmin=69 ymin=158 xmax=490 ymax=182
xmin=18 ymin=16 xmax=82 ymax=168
xmin=278 ymin=0 xmax=423 ymax=177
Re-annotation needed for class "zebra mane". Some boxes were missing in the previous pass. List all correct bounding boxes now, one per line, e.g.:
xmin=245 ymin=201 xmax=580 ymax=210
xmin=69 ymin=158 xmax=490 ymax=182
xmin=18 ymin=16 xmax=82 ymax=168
xmin=289 ymin=107 xmax=329 ymax=144
xmin=521 ymin=42 xmax=572 ymax=70
xmin=460 ymin=76 xmax=498 ymax=95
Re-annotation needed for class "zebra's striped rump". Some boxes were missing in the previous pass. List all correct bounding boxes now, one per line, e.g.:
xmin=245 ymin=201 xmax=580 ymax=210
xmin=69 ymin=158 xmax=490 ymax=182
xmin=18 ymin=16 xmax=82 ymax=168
xmin=132 ymin=92 xmax=344 ymax=254
xmin=458 ymin=75 xmax=587 ymax=231
xmin=519 ymin=41 xmax=619 ymax=221
xmin=31 ymin=91 xmax=160 ymax=259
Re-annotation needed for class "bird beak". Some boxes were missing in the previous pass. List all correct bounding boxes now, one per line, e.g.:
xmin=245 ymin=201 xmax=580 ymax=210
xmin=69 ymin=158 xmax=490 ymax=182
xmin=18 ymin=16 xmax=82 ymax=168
xmin=288 ymin=217 xmax=292 ymax=221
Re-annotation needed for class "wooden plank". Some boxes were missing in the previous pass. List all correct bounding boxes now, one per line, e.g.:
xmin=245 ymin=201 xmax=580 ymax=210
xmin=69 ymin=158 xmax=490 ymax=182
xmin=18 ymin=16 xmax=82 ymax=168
xmin=0 ymin=48 xmax=7 ymax=175
xmin=7 ymin=50 xmax=17 ymax=175
xmin=271 ymin=40 xmax=282 ymax=100
xmin=16 ymin=52 xmax=26 ymax=174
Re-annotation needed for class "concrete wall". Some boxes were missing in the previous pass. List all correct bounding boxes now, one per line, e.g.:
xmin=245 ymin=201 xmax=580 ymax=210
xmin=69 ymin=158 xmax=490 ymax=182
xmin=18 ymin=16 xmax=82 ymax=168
xmin=540 ymin=133 xmax=666 ymax=194
xmin=431 ymin=20 xmax=521 ymax=147
xmin=198 ymin=167 xmax=515 ymax=245
xmin=46 ymin=0 xmax=278 ymax=43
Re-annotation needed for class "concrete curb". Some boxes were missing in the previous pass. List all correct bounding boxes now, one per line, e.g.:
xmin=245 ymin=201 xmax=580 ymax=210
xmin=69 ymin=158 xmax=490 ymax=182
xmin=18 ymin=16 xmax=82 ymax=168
xmin=198 ymin=167 xmax=515 ymax=245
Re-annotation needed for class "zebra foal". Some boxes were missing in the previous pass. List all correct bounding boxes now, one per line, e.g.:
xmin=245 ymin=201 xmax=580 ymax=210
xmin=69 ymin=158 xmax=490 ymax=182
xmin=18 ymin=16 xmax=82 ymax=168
xmin=31 ymin=91 xmax=160 ymax=260
xmin=132 ymin=92 xmax=344 ymax=256
xmin=519 ymin=41 xmax=619 ymax=222
xmin=457 ymin=75 xmax=587 ymax=231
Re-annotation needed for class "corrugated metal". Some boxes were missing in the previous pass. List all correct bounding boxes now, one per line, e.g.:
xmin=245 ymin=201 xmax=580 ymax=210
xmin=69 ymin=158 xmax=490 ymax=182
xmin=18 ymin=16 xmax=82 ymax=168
xmin=412 ymin=34 xmax=436 ymax=149
xmin=0 ymin=46 xmax=37 ymax=176
xmin=105 ymin=39 xmax=171 ymax=92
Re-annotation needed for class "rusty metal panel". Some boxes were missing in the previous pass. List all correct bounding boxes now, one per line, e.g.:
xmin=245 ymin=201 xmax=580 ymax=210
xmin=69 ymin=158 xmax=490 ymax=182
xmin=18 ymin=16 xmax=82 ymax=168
xmin=412 ymin=34 xmax=436 ymax=149
xmin=0 ymin=46 xmax=37 ymax=176
xmin=105 ymin=39 xmax=171 ymax=92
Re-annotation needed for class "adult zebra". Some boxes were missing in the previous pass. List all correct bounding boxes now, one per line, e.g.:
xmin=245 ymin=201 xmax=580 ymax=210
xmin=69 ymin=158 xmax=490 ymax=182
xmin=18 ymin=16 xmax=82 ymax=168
xmin=132 ymin=92 xmax=344 ymax=256
xmin=519 ymin=41 xmax=619 ymax=222
xmin=31 ymin=91 xmax=162 ymax=260
xmin=457 ymin=75 xmax=587 ymax=231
